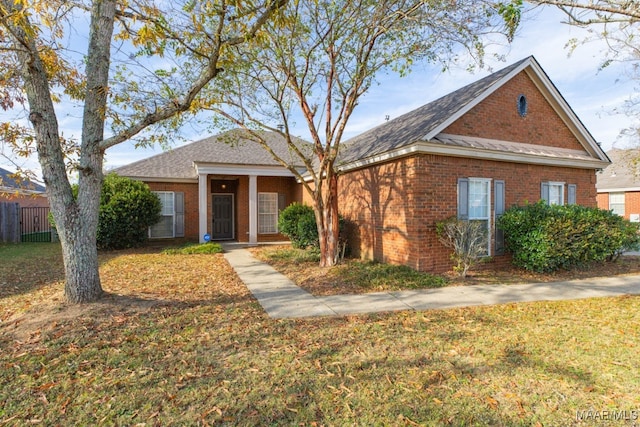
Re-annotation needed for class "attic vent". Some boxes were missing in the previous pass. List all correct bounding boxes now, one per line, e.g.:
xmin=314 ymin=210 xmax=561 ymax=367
xmin=517 ymin=94 xmax=528 ymax=117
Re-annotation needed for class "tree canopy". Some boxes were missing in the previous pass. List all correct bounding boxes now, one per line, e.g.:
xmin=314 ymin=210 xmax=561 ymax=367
xmin=207 ymin=0 xmax=517 ymax=266
xmin=0 ymin=0 xmax=286 ymax=303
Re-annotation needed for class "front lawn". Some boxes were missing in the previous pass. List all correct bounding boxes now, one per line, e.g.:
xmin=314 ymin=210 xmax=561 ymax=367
xmin=1 ymin=242 xmax=639 ymax=425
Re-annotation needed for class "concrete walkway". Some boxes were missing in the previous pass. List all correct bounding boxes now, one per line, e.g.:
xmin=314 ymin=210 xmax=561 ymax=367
xmin=223 ymin=247 xmax=640 ymax=319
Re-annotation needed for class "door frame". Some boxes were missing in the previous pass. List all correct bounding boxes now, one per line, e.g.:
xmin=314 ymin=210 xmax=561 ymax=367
xmin=211 ymin=193 xmax=235 ymax=240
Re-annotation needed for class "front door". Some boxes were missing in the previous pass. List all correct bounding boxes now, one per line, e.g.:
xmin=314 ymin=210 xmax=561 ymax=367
xmin=212 ymin=194 xmax=234 ymax=240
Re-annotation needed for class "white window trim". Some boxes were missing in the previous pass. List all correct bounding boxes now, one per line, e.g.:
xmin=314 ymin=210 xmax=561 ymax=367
xmin=150 ymin=191 xmax=175 ymax=239
xmin=547 ymin=181 xmax=565 ymax=205
xmin=468 ymin=177 xmax=492 ymax=256
xmin=609 ymin=192 xmax=625 ymax=216
xmin=258 ymin=192 xmax=279 ymax=234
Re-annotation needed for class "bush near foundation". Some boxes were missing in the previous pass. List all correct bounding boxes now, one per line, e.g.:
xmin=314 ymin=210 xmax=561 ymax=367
xmin=96 ymin=173 xmax=162 ymax=250
xmin=436 ymin=216 xmax=488 ymax=278
xmin=278 ymin=203 xmax=318 ymax=249
xmin=497 ymin=201 xmax=640 ymax=272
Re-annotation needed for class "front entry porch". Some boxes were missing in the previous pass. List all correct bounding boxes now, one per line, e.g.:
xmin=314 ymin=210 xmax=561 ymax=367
xmin=196 ymin=163 xmax=301 ymax=244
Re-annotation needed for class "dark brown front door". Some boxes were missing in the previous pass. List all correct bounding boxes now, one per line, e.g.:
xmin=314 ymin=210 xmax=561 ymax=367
xmin=212 ymin=194 xmax=234 ymax=240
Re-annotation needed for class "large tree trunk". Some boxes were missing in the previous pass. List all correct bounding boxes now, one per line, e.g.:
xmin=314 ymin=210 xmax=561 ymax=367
xmin=58 ymin=205 xmax=103 ymax=303
xmin=17 ymin=0 xmax=116 ymax=303
xmin=317 ymin=173 xmax=340 ymax=267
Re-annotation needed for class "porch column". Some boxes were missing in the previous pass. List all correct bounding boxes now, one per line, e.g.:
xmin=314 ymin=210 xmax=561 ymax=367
xmin=248 ymin=174 xmax=257 ymax=244
xmin=198 ymin=173 xmax=208 ymax=243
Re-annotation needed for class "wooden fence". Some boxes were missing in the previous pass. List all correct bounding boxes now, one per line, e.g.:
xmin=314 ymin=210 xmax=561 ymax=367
xmin=0 ymin=202 xmax=20 ymax=243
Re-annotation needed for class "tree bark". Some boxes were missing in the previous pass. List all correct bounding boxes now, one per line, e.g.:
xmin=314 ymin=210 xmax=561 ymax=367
xmin=17 ymin=0 xmax=116 ymax=303
xmin=317 ymin=172 xmax=340 ymax=267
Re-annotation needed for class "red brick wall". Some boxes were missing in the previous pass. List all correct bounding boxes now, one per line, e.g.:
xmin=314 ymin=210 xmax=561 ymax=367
xmin=257 ymin=176 xmax=300 ymax=242
xmin=596 ymin=193 xmax=608 ymax=212
xmin=445 ymin=72 xmax=584 ymax=151
xmin=597 ymin=191 xmax=640 ymax=220
xmin=339 ymin=154 xmax=598 ymax=274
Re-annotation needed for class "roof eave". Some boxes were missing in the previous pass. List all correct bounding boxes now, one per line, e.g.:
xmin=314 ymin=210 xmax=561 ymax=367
xmin=597 ymin=187 xmax=640 ymax=193
xmin=338 ymin=141 xmax=610 ymax=173
xmin=122 ymin=176 xmax=197 ymax=183
xmin=422 ymin=57 xmax=609 ymax=164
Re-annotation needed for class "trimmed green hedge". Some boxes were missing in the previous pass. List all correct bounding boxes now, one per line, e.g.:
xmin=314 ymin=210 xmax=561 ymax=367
xmin=277 ymin=203 xmax=318 ymax=249
xmin=498 ymin=202 xmax=640 ymax=272
xmin=96 ymin=173 xmax=162 ymax=250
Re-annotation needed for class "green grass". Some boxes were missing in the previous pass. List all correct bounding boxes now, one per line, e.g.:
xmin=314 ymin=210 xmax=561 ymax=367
xmin=335 ymin=260 xmax=447 ymax=290
xmin=161 ymin=242 xmax=223 ymax=255
xmin=258 ymin=246 xmax=321 ymax=263
xmin=1 ymin=244 xmax=639 ymax=425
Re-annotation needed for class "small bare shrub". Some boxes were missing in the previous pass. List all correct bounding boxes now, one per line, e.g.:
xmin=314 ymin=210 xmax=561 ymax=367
xmin=436 ymin=217 xmax=488 ymax=277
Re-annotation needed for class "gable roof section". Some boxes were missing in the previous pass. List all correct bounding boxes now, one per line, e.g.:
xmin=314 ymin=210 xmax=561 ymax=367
xmin=0 ymin=167 xmax=46 ymax=193
xmin=113 ymin=129 xmax=308 ymax=182
xmin=596 ymin=148 xmax=640 ymax=192
xmin=339 ymin=56 xmax=609 ymax=171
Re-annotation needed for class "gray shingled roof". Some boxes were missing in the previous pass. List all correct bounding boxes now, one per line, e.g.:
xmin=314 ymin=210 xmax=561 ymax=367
xmin=338 ymin=57 xmax=532 ymax=166
xmin=597 ymin=149 xmax=640 ymax=191
xmin=113 ymin=129 xmax=310 ymax=180
xmin=0 ymin=167 xmax=46 ymax=192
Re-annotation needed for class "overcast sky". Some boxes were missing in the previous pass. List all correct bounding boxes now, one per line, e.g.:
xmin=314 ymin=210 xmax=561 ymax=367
xmin=2 ymin=4 xmax=637 ymax=177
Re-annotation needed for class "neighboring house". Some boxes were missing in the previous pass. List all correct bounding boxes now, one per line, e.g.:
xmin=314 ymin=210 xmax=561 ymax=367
xmin=0 ymin=167 xmax=49 ymax=208
xmin=116 ymin=56 xmax=610 ymax=273
xmin=114 ymin=130 xmax=306 ymax=243
xmin=596 ymin=148 xmax=640 ymax=221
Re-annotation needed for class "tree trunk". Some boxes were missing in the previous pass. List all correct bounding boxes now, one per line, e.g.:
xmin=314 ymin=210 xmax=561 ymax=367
xmin=14 ymin=0 xmax=116 ymax=303
xmin=317 ymin=173 xmax=340 ymax=267
xmin=59 ymin=208 xmax=103 ymax=303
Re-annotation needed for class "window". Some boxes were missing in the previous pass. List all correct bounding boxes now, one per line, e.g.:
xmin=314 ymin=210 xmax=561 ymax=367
xmin=517 ymin=94 xmax=528 ymax=117
xmin=258 ymin=192 xmax=278 ymax=234
xmin=149 ymin=191 xmax=185 ymax=238
xmin=458 ymin=177 xmax=491 ymax=256
xmin=610 ymin=192 xmax=625 ymax=216
xmin=541 ymin=182 xmax=564 ymax=205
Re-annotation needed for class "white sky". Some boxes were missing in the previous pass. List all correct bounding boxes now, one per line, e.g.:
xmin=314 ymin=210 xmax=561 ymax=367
xmin=1 ymin=4 xmax=637 ymax=178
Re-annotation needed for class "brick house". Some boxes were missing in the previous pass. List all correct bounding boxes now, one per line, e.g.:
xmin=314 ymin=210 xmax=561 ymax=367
xmin=0 ymin=167 xmax=49 ymax=208
xmin=114 ymin=130 xmax=305 ymax=243
xmin=334 ymin=55 xmax=609 ymax=272
xmin=596 ymin=149 xmax=640 ymax=221
xmin=116 ymin=56 xmax=609 ymax=273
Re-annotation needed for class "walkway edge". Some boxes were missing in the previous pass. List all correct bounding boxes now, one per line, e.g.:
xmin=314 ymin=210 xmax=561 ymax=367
xmin=223 ymin=246 xmax=640 ymax=319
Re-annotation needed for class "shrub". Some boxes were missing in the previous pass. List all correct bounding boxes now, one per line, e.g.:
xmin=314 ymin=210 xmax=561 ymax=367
xmin=96 ymin=173 xmax=161 ymax=250
xmin=278 ymin=203 xmax=319 ymax=249
xmin=436 ymin=216 xmax=488 ymax=277
xmin=498 ymin=201 xmax=640 ymax=272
